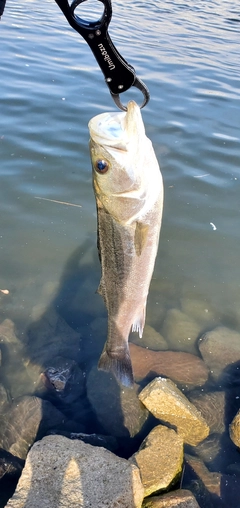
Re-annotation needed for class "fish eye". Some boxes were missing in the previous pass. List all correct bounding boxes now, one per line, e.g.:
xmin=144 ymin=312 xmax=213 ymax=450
xmin=95 ymin=159 xmax=109 ymax=174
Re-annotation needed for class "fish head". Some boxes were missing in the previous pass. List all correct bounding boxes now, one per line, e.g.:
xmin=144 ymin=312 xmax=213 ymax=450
xmin=89 ymin=101 xmax=160 ymax=223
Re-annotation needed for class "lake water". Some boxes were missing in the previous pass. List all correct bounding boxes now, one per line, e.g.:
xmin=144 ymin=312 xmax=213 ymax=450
xmin=1 ymin=0 xmax=240 ymax=505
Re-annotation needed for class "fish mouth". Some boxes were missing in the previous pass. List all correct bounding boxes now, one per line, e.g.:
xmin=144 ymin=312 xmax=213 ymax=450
xmin=88 ymin=101 xmax=145 ymax=150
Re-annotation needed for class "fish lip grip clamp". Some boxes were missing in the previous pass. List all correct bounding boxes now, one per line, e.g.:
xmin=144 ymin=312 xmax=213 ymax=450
xmin=54 ymin=0 xmax=150 ymax=110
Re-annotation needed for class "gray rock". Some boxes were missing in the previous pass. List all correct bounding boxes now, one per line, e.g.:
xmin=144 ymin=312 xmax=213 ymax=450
xmin=87 ymin=366 xmax=148 ymax=437
xmin=130 ymin=324 xmax=168 ymax=351
xmin=37 ymin=355 xmax=85 ymax=403
xmin=142 ymin=489 xmax=200 ymax=507
xmin=0 ymin=395 xmax=66 ymax=459
xmin=161 ymin=309 xmax=201 ymax=355
xmin=6 ymin=435 xmax=144 ymax=508
xmin=198 ymin=326 xmax=240 ymax=384
xmin=130 ymin=425 xmax=183 ymax=497
xmin=139 ymin=377 xmax=209 ymax=446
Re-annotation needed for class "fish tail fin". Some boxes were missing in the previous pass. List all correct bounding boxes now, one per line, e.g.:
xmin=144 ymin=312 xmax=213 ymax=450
xmin=98 ymin=345 xmax=134 ymax=387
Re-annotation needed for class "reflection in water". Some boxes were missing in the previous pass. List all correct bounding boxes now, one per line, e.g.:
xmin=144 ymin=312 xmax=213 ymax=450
xmin=1 ymin=0 xmax=240 ymax=505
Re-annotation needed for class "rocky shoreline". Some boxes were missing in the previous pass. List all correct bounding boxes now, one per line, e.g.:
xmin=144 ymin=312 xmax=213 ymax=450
xmin=1 ymin=304 xmax=240 ymax=507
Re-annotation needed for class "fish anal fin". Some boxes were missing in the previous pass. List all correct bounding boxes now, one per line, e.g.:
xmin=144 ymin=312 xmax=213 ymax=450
xmin=134 ymin=221 xmax=149 ymax=256
xmin=131 ymin=306 xmax=146 ymax=338
xmin=98 ymin=346 xmax=134 ymax=387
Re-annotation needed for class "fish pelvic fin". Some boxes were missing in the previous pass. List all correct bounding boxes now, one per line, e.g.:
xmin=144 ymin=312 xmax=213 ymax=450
xmin=98 ymin=345 xmax=134 ymax=387
xmin=131 ymin=305 xmax=146 ymax=338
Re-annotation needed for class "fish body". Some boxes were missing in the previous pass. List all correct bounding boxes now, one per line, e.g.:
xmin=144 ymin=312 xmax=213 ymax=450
xmin=88 ymin=101 xmax=163 ymax=386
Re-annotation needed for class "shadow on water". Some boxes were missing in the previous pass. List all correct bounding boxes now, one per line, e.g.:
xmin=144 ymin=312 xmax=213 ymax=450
xmin=0 ymin=239 xmax=152 ymax=506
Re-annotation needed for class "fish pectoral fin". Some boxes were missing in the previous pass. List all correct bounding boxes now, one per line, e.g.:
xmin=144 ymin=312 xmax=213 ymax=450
xmin=98 ymin=345 xmax=134 ymax=387
xmin=131 ymin=306 xmax=146 ymax=338
xmin=134 ymin=221 xmax=149 ymax=256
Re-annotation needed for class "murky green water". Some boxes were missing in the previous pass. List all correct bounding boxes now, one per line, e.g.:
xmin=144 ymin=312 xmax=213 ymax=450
xmin=1 ymin=0 xmax=240 ymax=505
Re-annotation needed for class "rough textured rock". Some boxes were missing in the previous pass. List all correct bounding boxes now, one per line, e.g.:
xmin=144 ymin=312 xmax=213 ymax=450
xmin=139 ymin=378 xmax=209 ymax=446
xmin=0 ymin=396 xmax=67 ymax=459
xmin=37 ymin=355 xmax=85 ymax=403
xmin=130 ymin=343 xmax=209 ymax=388
xmin=229 ymin=409 xmax=240 ymax=447
xmin=87 ymin=366 xmax=148 ymax=438
xmin=130 ymin=324 xmax=168 ymax=351
xmin=188 ymin=390 xmax=226 ymax=434
xmin=194 ymin=432 xmax=240 ymax=472
xmin=198 ymin=326 xmax=240 ymax=384
xmin=161 ymin=309 xmax=201 ymax=354
xmin=6 ymin=435 xmax=144 ymax=508
xmin=130 ymin=425 xmax=183 ymax=497
xmin=142 ymin=489 xmax=200 ymax=507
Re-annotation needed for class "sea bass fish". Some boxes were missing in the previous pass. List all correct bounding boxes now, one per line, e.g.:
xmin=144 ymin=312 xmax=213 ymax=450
xmin=88 ymin=100 xmax=163 ymax=386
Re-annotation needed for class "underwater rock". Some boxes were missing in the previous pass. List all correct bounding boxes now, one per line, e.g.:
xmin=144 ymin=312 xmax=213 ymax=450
xmin=188 ymin=390 xmax=226 ymax=434
xmin=0 ymin=383 xmax=9 ymax=408
xmin=6 ymin=435 xmax=144 ymax=508
xmin=48 ymin=430 xmax=118 ymax=452
xmin=0 ymin=395 xmax=67 ymax=460
xmin=139 ymin=377 xmax=209 ymax=446
xmin=185 ymin=453 xmax=240 ymax=508
xmin=130 ymin=425 xmax=183 ymax=497
xmin=180 ymin=297 xmax=218 ymax=328
xmin=198 ymin=326 xmax=240 ymax=384
xmin=26 ymin=308 xmax=82 ymax=366
xmin=194 ymin=432 xmax=240 ymax=472
xmin=0 ymin=448 xmax=24 ymax=480
xmin=0 ymin=319 xmax=35 ymax=399
xmin=37 ymin=355 xmax=85 ymax=404
xmin=161 ymin=308 xmax=201 ymax=355
xmin=129 ymin=324 xmax=168 ymax=351
xmin=87 ymin=366 xmax=148 ymax=438
xmin=130 ymin=343 xmax=209 ymax=388
xmin=142 ymin=489 xmax=200 ymax=507
xmin=229 ymin=409 xmax=240 ymax=448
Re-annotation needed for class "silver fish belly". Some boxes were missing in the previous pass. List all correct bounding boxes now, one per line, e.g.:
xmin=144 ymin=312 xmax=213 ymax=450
xmin=88 ymin=101 xmax=164 ymax=386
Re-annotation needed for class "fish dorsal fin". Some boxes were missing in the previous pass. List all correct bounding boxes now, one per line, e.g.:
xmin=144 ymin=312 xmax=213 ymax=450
xmin=134 ymin=221 xmax=149 ymax=256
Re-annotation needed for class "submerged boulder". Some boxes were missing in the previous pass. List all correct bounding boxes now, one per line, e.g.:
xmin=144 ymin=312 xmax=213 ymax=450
xmin=87 ymin=366 xmax=148 ymax=438
xmin=129 ymin=343 xmax=209 ymax=388
xmin=198 ymin=326 xmax=240 ymax=384
xmin=0 ymin=395 xmax=67 ymax=459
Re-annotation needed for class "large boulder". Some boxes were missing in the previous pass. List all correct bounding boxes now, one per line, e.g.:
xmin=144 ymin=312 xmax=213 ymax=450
xmin=161 ymin=309 xmax=201 ymax=355
xmin=87 ymin=366 xmax=148 ymax=438
xmin=198 ymin=327 xmax=240 ymax=384
xmin=139 ymin=377 xmax=209 ymax=446
xmin=6 ymin=435 xmax=144 ymax=508
xmin=130 ymin=425 xmax=183 ymax=497
xmin=129 ymin=343 xmax=209 ymax=388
